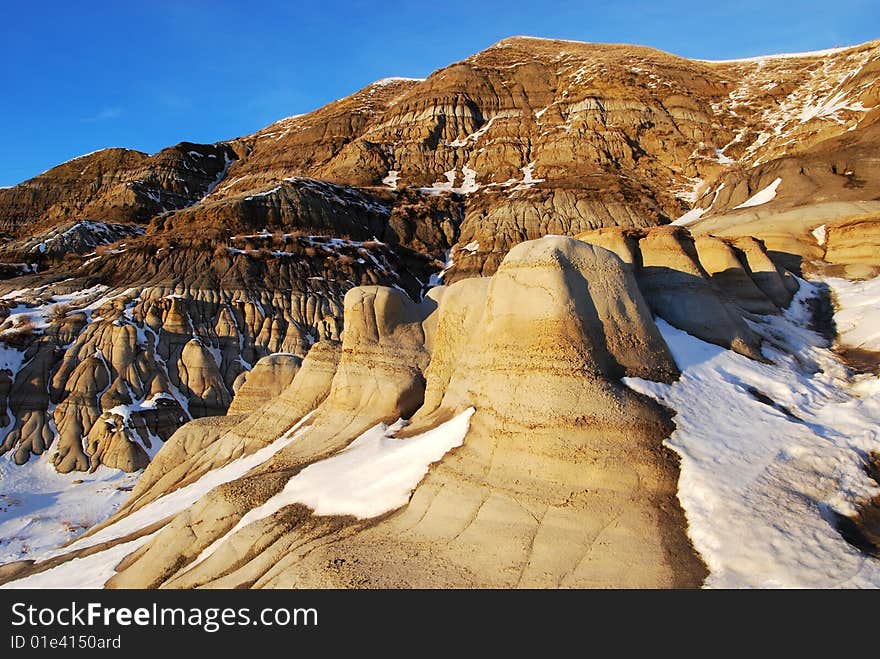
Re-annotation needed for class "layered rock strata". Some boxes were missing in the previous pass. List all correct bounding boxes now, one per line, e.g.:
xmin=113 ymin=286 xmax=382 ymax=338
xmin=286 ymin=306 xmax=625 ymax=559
xmin=8 ymin=237 xmax=712 ymax=588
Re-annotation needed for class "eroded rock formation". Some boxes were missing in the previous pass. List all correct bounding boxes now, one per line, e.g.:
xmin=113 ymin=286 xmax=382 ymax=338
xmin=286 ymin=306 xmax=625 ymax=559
xmin=575 ymin=226 xmax=796 ymax=357
xmin=12 ymin=236 xmax=709 ymax=588
xmin=0 ymin=36 xmax=878 ymax=589
xmin=0 ymin=234 xmax=434 ymax=472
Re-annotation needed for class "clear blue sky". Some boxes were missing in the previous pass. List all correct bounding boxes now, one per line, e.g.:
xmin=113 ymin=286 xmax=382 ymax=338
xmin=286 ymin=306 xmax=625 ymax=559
xmin=1 ymin=0 xmax=877 ymax=186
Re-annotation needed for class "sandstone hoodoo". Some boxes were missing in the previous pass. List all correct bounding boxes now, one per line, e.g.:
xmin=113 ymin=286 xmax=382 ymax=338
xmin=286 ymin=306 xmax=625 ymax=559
xmin=0 ymin=233 xmax=435 ymax=472
xmin=574 ymin=226 xmax=797 ymax=358
xmin=1 ymin=35 xmax=879 ymax=590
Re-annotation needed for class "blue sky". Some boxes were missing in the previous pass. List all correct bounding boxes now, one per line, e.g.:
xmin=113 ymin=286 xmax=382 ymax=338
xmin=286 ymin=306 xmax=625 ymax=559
xmin=1 ymin=0 xmax=877 ymax=186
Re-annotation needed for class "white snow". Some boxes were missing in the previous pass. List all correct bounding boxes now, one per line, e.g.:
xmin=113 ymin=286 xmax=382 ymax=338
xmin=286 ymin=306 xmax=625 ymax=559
xmin=672 ymin=207 xmax=706 ymax=226
xmin=198 ymin=151 xmax=234 ymax=201
xmin=244 ymin=185 xmax=281 ymax=200
xmin=446 ymin=114 xmax=512 ymax=147
xmin=715 ymin=148 xmax=735 ymax=165
xmin=800 ymin=91 xmax=867 ymax=124
xmin=421 ymin=170 xmax=456 ymax=194
xmin=420 ymin=167 xmax=480 ymax=195
xmin=371 ymin=77 xmax=425 ymax=86
xmin=510 ymin=162 xmax=545 ymax=191
xmin=382 ymin=170 xmax=400 ymax=190
xmin=1 ymin=414 xmax=316 ymax=589
xmin=812 ymin=224 xmax=827 ymax=246
xmin=826 ymin=276 xmax=880 ymax=353
xmin=721 ymin=47 xmax=872 ymax=165
xmin=189 ymin=408 xmax=475 ymax=569
xmin=0 ymin=450 xmax=140 ymax=564
xmin=501 ymin=35 xmax=591 ymax=46
xmin=0 ymin=343 xmax=26 ymax=373
xmin=106 ymin=393 xmax=176 ymax=426
xmin=427 ymin=248 xmax=454 ymax=287
xmin=624 ymin=283 xmax=880 ymax=587
xmin=459 ymin=166 xmax=479 ymax=193
xmin=2 ymin=532 xmax=159 ymax=589
xmin=672 ymin=179 xmax=726 ymax=224
xmin=0 ymin=284 xmax=110 ymax=336
xmin=1 ymin=288 xmax=31 ymax=301
xmin=734 ymin=177 xmax=782 ymax=209
xmin=700 ymin=45 xmax=853 ymax=64
xmin=12 ymin=412 xmax=314 ymax=570
xmin=461 ymin=241 xmax=480 ymax=253
xmin=248 ymin=408 xmax=473 ymax=519
xmin=282 ymin=177 xmax=390 ymax=215
xmin=672 ymin=177 xmax=704 ymax=204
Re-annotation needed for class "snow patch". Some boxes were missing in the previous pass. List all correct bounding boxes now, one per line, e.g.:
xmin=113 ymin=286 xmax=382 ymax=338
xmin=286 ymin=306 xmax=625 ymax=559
xmin=244 ymin=185 xmax=281 ymax=200
xmin=382 ymin=170 xmax=399 ymax=190
xmin=446 ymin=114 xmax=510 ymax=147
xmin=511 ymin=162 xmax=545 ymax=191
xmin=2 ymin=533 xmax=159 ymax=589
xmin=672 ymin=207 xmax=706 ymax=226
xmin=190 ymin=408 xmax=474 ymax=569
xmin=672 ymin=177 xmax=704 ymax=204
xmin=0 ymin=451 xmax=140 ymax=564
xmin=9 ymin=412 xmax=315 ymax=570
xmin=243 ymin=408 xmax=473 ymax=518
xmin=0 ymin=285 xmax=110 ymax=336
xmin=715 ymin=148 xmax=734 ymax=165
xmin=372 ymin=77 xmax=425 ymax=86
xmin=700 ymin=45 xmax=853 ymax=64
xmin=734 ymin=177 xmax=782 ymax=209
xmin=420 ymin=167 xmax=480 ymax=195
xmin=427 ymin=248 xmax=454 ymax=288
xmin=105 ymin=393 xmax=177 ymax=427
xmin=459 ymin=166 xmax=479 ymax=193
xmin=826 ymin=276 xmax=880 ymax=353
xmin=800 ymin=91 xmax=867 ymax=124
xmin=198 ymin=151 xmax=234 ymax=201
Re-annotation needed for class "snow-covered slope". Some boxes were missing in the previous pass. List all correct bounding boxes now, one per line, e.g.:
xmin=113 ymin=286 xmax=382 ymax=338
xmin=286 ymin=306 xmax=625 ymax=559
xmin=0 ymin=451 xmax=138 ymax=564
xmin=1 ymin=414 xmax=315 ymax=588
xmin=625 ymin=282 xmax=880 ymax=587
xmin=826 ymin=276 xmax=880 ymax=353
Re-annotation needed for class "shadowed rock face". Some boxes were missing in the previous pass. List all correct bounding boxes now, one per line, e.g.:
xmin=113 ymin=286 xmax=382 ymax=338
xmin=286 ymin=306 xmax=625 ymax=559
xmin=0 ymin=143 xmax=237 ymax=239
xmin=0 ymin=221 xmax=146 ymax=265
xmin=693 ymin=235 xmax=780 ymax=315
xmin=8 ymin=237 xmax=704 ymax=589
xmin=575 ymin=226 xmax=796 ymax=358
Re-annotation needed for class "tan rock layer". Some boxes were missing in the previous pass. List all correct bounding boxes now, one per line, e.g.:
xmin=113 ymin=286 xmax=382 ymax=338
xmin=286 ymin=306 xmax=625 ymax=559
xmin=228 ymin=353 xmax=302 ymax=415
xmin=0 ymin=236 xmax=430 ymax=472
xmin=576 ymin=225 xmax=796 ymax=357
xmin=83 ymin=237 xmax=707 ymax=589
xmin=0 ymin=143 xmax=236 ymax=239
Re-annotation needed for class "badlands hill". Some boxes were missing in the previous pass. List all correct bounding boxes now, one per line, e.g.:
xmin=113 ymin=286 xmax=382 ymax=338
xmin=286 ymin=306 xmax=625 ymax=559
xmin=0 ymin=36 xmax=879 ymax=588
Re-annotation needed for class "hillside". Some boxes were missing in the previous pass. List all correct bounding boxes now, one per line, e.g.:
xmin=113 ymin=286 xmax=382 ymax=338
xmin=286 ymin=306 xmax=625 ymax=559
xmin=0 ymin=36 xmax=878 ymax=589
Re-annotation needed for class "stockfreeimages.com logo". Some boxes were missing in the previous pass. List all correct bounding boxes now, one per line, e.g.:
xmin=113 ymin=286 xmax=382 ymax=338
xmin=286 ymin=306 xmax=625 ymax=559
xmin=11 ymin=601 xmax=318 ymax=634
